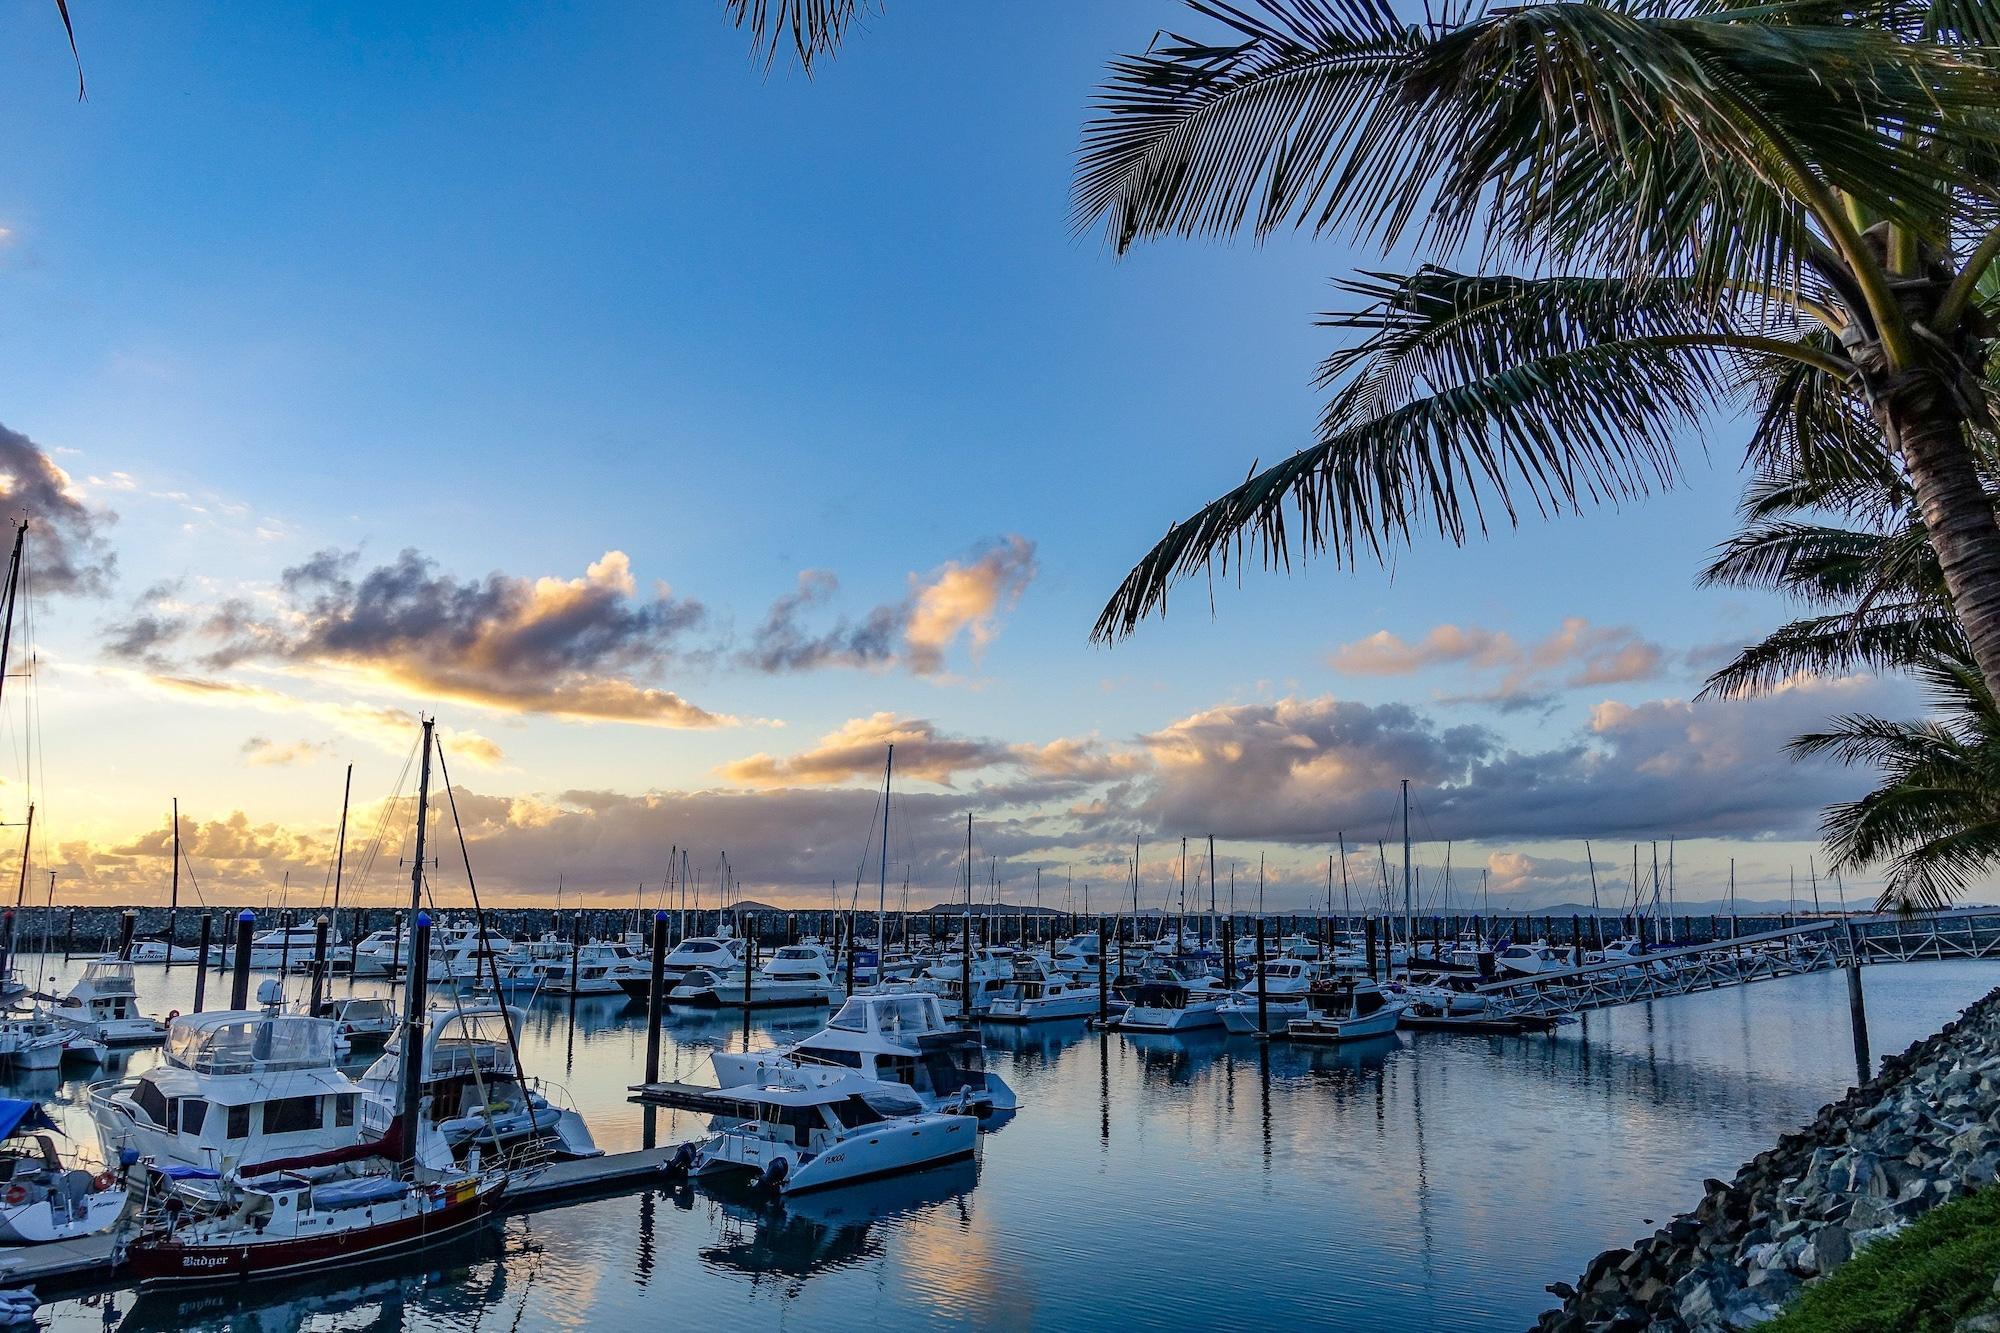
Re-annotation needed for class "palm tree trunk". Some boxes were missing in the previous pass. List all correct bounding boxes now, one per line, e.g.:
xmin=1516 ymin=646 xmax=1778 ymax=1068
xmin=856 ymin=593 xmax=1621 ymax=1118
xmin=1896 ymin=397 xmax=2000 ymax=700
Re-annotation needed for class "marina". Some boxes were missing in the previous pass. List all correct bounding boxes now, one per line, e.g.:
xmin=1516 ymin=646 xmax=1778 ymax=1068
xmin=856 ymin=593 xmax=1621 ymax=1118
xmin=0 ymin=928 xmax=1982 ymax=1327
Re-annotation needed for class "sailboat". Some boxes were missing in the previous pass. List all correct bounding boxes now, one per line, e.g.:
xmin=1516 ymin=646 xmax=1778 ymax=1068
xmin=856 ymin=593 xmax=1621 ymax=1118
xmin=120 ymin=718 xmax=508 ymax=1287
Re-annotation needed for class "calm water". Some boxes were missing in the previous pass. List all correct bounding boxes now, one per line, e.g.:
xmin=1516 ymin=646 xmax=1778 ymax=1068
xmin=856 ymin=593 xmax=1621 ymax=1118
xmin=10 ymin=954 xmax=1995 ymax=1331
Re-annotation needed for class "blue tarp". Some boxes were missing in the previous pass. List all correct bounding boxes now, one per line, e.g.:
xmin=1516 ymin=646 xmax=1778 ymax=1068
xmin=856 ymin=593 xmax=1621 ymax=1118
xmin=0 ymin=1099 xmax=60 ymax=1141
xmin=156 ymin=1164 xmax=221 ymax=1180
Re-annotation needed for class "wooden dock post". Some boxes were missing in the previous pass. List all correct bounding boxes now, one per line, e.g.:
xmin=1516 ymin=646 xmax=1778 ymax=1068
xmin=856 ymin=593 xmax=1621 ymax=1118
xmin=1844 ymin=922 xmax=1871 ymax=1083
xmin=192 ymin=914 xmax=211 ymax=1012
xmin=309 ymin=914 xmax=329 ymax=1012
xmin=1097 ymin=918 xmax=1109 ymax=1024
xmin=1255 ymin=917 xmax=1269 ymax=1037
xmin=645 ymin=910 xmax=667 ymax=1085
xmin=228 ymin=910 xmax=254 ymax=1010
xmin=1364 ymin=916 xmax=1378 ymax=981
xmin=116 ymin=910 xmax=136 ymax=962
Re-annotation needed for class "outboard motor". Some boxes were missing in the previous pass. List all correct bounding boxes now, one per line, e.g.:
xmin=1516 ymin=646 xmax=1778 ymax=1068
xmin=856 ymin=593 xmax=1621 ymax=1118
xmin=759 ymin=1156 xmax=789 ymax=1195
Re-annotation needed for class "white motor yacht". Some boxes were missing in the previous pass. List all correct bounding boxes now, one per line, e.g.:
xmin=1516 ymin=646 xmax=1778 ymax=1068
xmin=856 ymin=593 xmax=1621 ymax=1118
xmin=984 ymin=955 xmax=1100 ymax=1023
xmin=1216 ymin=957 xmax=1335 ymax=1034
xmin=210 ymin=921 xmax=344 ymax=972
xmin=689 ymin=1074 xmax=976 ymax=1194
xmin=709 ymin=990 xmax=1017 ymax=1114
xmin=1113 ymin=956 xmax=1228 ymax=1033
xmin=668 ymin=944 xmax=839 ymax=1009
xmin=494 ymin=934 xmax=573 ymax=992
xmin=357 ymin=1003 xmax=599 ymax=1160
xmin=0 ymin=1099 xmax=125 ymax=1244
xmin=50 ymin=960 xmax=166 ymax=1046
xmin=1284 ymin=978 xmax=1405 ymax=1044
xmin=128 ymin=936 xmax=201 ymax=964
xmin=0 ymin=1012 xmax=103 ymax=1069
xmin=541 ymin=942 xmax=646 ymax=996
xmin=347 ymin=929 xmax=406 ymax=979
xmin=1495 ymin=941 xmax=1572 ymax=977
xmin=89 ymin=999 xmax=364 ymax=1174
xmin=656 ymin=934 xmax=746 ymax=982
xmin=1049 ymin=934 xmax=1102 ymax=976
xmin=919 ymin=945 xmax=1019 ymax=1014
xmin=316 ymin=996 xmax=397 ymax=1051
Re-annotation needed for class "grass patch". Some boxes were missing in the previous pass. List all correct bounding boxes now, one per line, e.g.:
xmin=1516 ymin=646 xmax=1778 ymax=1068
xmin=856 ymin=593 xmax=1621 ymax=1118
xmin=1763 ymin=1187 xmax=2000 ymax=1333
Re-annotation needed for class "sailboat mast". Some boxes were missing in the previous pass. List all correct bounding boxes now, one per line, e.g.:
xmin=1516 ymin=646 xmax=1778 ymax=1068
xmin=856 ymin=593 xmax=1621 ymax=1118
xmin=332 ymin=765 xmax=352 ymax=919
xmin=1401 ymin=778 xmax=1413 ymax=957
xmin=877 ymin=744 xmax=892 ymax=956
xmin=1207 ymin=835 xmax=1216 ymax=941
xmin=170 ymin=798 xmax=180 ymax=913
xmin=11 ymin=804 xmax=31 ymax=910
xmin=399 ymin=718 xmax=435 ymax=1168
xmin=0 ymin=521 xmax=27 ymax=717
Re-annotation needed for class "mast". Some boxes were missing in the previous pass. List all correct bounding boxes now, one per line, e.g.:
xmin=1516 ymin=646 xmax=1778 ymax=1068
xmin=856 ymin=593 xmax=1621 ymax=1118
xmin=1207 ymin=835 xmax=1216 ymax=943
xmin=170 ymin=798 xmax=179 ymax=913
xmin=1584 ymin=839 xmax=1600 ymax=926
xmin=877 ymin=743 xmax=892 ymax=956
xmin=1259 ymin=851 xmax=1267 ymax=918
xmin=399 ymin=717 xmax=435 ymax=1172
xmin=11 ymin=804 xmax=31 ymax=910
xmin=1178 ymin=837 xmax=1187 ymax=949
xmin=332 ymin=765 xmax=352 ymax=920
xmin=1401 ymin=778 xmax=1413 ymax=962
xmin=0 ymin=521 xmax=27 ymax=717
xmin=1337 ymin=834 xmax=1350 ymax=922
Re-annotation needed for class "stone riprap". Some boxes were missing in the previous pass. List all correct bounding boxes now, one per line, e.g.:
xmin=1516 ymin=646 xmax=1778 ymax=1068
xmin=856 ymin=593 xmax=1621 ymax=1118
xmin=1536 ymin=984 xmax=2000 ymax=1331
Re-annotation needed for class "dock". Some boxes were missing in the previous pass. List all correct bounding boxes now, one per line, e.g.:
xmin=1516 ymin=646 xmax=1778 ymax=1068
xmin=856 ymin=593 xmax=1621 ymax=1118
xmin=628 ymin=1079 xmax=755 ymax=1113
xmin=0 ymin=1231 xmax=116 ymax=1288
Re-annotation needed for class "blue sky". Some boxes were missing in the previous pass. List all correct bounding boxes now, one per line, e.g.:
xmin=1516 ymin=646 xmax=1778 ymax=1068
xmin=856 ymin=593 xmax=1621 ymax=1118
xmin=0 ymin=2 xmax=1922 ymax=911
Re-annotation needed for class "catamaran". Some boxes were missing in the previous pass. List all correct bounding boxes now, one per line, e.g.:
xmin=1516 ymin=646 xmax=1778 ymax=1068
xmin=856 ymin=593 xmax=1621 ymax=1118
xmin=688 ymin=1074 xmax=976 ymax=1194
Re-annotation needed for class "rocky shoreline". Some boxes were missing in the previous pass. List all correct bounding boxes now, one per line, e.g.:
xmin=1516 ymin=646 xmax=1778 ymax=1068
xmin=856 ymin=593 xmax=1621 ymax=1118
xmin=1536 ymin=983 xmax=2000 ymax=1331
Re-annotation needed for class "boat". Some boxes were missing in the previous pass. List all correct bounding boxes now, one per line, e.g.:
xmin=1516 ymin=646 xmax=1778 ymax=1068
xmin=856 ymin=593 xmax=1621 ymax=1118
xmin=88 ymin=993 xmax=366 ymax=1175
xmin=1495 ymin=941 xmax=1572 ymax=977
xmin=1111 ymin=956 xmax=1228 ymax=1033
xmin=668 ymin=944 xmax=840 ymax=1009
xmin=918 ymin=945 xmax=1020 ymax=1014
xmin=316 ymin=996 xmax=396 ymax=1052
xmin=210 ymin=921 xmax=345 ymax=972
xmin=49 ymin=959 xmax=166 ymax=1045
xmin=709 ymin=989 xmax=1017 ymax=1114
xmin=1282 ymin=978 xmax=1405 ymax=1045
xmin=541 ymin=942 xmax=646 ymax=996
xmin=128 ymin=936 xmax=201 ymax=964
xmin=492 ymin=934 xmax=574 ymax=992
xmin=983 ymin=955 xmax=1099 ymax=1023
xmin=649 ymin=934 xmax=746 ymax=985
xmin=689 ymin=1074 xmax=977 ymax=1194
xmin=347 ymin=929 xmax=406 ymax=979
xmin=356 ymin=1003 xmax=599 ymax=1160
xmin=122 ymin=1157 xmax=506 ymax=1286
xmin=0 ymin=1013 xmax=103 ymax=1069
xmin=0 ymin=1098 xmax=125 ymax=1243
xmin=1216 ymin=957 xmax=1336 ymax=1034
xmin=1049 ymin=933 xmax=1101 ymax=977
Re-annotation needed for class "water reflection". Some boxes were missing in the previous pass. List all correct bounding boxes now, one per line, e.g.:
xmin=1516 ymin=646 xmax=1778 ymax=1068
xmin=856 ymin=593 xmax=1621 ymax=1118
xmin=694 ymin=1159 xmax=981 ymax=1283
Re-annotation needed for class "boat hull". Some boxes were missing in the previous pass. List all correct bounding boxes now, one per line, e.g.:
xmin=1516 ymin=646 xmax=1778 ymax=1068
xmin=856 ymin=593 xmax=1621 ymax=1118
xmin=126 ymin=1188 xmax=497 ymax=1288
xmin=983 ymin=993 xmax=1100 ymax=1023
xmin=1216 ymin=999 xmax=1307 ymax=1035
xmin=1114 ymin=1001 xmax=1223 ymax=1033
xmin=1284 ymin=1002 xmax=1404 ymax=1045
xmin=695 ymin=1112 xmax=977 ymax=1194
xmin=0 ymin=1188 xmax=126 ymax=1244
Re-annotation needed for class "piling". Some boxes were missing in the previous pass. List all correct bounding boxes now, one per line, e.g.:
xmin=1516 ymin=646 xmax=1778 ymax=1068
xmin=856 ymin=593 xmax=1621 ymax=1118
xmin=389 ymin=913 xmax=402 ymax=985
xmin=1364 ymin=917 xmax=1378 ymax=981
xmin=400 ymin=913 xmax=432 ymax=1172
xmin=843 ymin=920 xmax=855 ymax=997
xmin=1844 ymin=922 xmax=1871 ymax=1083
xmin=116 ymin=910 xmax=136 ymax=962
xmin=959 ymin=915 xmax=973 ymax=1024
xmin=309 ymin=915 xmax=329 ymax=1012
xmin=63 ymin=907 xmax=75 ymax=962
xmin=1096 ymin=918 xmax=1109 ymax=1024
xmin=229 ymin=910 xmax=254 ymax=1010
xmin=1255 ymin=917 xmax=1269 ymax=1037
xmin=192 ymin=915 xmax=212 ymax=1013
xmin=644 ymin=911 xmax=667 ymax=1085
xmin=1571 ymin=914 xmax=1583 ymax=965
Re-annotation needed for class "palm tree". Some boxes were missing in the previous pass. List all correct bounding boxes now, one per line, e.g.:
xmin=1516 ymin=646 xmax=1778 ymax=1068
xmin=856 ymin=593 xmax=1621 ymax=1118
xmin=1077 ymin=0 xmax=2000 ymax=713
xmin=724 ymin=0 xmax=868 ymax=71
xmin=1696 ymin=457 xmax=1969 ymax=698
xmin=1790 ymin=650 xmax=2000 ymax=909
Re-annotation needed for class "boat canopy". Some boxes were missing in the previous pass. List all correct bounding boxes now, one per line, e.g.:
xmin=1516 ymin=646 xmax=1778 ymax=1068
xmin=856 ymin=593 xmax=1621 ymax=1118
xmin=0 ymin=1099 xmax=60 ymax=1140
xmin=726 ymin=1077 xmax=925 ymax=1116
xmin=827 ymin=994 xmax=940 ymax=1036
xmin=164 ymin=1011 xmax=337 ymax=1073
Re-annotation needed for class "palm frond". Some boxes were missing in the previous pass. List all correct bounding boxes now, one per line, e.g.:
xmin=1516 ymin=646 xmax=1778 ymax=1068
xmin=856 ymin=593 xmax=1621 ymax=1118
xmin=723 ymin=0 xmax=868 ymax=72
xmin=1698 ymin=603 xmax=1965 ymax=697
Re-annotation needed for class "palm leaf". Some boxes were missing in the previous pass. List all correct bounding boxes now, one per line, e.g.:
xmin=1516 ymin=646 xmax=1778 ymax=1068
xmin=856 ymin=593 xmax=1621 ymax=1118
xmin=723 ymin=0 xmax=868 ymax=71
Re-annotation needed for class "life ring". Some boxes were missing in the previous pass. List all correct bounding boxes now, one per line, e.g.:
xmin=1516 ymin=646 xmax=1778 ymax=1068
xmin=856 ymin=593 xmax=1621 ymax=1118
xmin=92 ymin=1171 xmax=116 ymax=1193
xmin=2 ymin=1184 xmax=25 ymax=1206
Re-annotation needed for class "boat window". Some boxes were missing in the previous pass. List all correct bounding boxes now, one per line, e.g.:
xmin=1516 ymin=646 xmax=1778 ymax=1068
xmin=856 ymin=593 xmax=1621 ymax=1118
xmin=262 ymin=1095 xmax=324 ymax=1135
xmin=685 ymin=941 xmax=717 ymax=954
xmin=830 ymin=1095 xmax=888 ymax=1129
xmin=227 ymin=1105 xmax=251 ymax=1139
xmin=827 ymin=998 xmax=869 ymax=1032
xmin=179 ymin=1100 xmax=208 ymax=1135
xmin=794 ymin=1045 xmax=863 ymax=1069
xmin=133 ymin=1079 xmax=169 ymax=1127
xmin=335 ymin=1094 xmax=356 ymax=1128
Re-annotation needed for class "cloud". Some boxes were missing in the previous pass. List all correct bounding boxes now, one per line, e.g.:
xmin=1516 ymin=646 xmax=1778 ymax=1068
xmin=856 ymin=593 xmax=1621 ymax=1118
xmin=720 ymin=713 xmax=1015 ymax=788
xmin=0 ymin=422 xmax=116 ymax=594
xmin=1136 ymin=678 xmax=1912 ymax=845
xmin=741 ymin=536 xmax=1037 ymax=678
xmin=1331 ymin=617 xmax=1665 ymax=704
xmin=240 ymin=736 xmax=331 ymax=767
xmin=106 ymin=547 xmax=729 ymax=728
xmin=740 ymin=570 xmax=900 ymax=673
